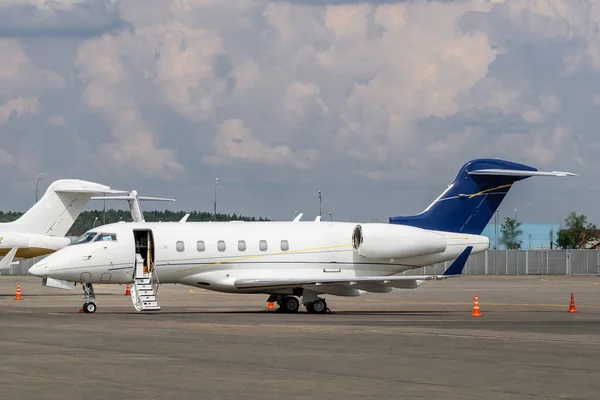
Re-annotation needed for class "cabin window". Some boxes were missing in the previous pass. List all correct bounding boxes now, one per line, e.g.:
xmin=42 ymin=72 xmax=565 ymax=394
xmin=280 ymin=240 xmax=289 ymax=251
xmin=197 ymin=241 xmax=205 ymax=252
xmin=176 ymin=241 xmax=185 ymax=252
xmin=259 ymin=240 xmax=267 ymax=251
xmin=218 ymin=240 xmax=226 ymax=252
xmin=238 ymin=240 xmax=246 ymax=251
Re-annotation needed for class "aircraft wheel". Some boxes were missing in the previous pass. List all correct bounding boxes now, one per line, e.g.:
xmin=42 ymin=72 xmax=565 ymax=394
xmin=83 ymin=302 xmax=96 ymax=313
xmin=311 ymin=299 xmax=327 ymax=314
xmin=283 ymin=296 xmax=300 ymax=313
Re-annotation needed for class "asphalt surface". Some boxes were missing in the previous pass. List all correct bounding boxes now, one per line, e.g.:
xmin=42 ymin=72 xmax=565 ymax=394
xmin=1 ymin=275 xmax=600 ymax=399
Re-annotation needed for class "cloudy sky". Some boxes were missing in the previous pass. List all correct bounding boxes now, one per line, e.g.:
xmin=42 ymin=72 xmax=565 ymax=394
xmin=0 ymin=0 xmax=597 ymax=225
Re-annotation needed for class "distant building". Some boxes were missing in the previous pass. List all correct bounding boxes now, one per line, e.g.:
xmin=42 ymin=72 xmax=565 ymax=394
xmin=482 ymin=223 xmax=560 ymax=249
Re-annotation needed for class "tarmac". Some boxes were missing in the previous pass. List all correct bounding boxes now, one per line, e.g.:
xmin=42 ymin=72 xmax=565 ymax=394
xmin=1 ymin=275 xmax=600 ymax=399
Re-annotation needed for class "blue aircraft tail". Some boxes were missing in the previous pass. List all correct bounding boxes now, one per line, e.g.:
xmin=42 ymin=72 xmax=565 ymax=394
xmin=389 ymin=158 xmax=573 ymax=235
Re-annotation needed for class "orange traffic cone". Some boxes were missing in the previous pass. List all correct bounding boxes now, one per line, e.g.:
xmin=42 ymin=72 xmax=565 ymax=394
xmin=267 ymin=301 xmax=275 ymax=309
xmin=472 ymin=294 xmax=481 ymax=317
xmin=568 ymin=293 xmax=577 ymax=313
xmin=14 ymin=283 xmax=22 ymax=300
xmin=124 ymin=284 xmax=131 ymax=296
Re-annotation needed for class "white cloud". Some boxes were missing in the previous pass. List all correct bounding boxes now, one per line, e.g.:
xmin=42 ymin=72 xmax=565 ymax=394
xmin=75 ymin=34 xmax=183 ymax=179
xmin=47 ymin=114 xmax=65 ymax=126
xmin=205 ymin=118 xmax=318 ymax=169
xmin=0 ymin=0 xmax=598 ymax=222
xmin=0 ymin=39 xmax=64 ymax=98
xmin=153 ymin=22 xmax=229 ymax=120
xmin=0 ymin=97 xmax=39 ymax=124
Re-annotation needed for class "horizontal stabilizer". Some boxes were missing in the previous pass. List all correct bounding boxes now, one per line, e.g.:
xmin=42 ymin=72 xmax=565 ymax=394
xmin=235 ymin=274 xmax=453 ymax=290
xmin=0 ymin=247 xmax=18 ymax=271
xmin=468 ymin=169 xmax=577 ymax=177
xmin=56 ymin=188 xmax=128 ymax=194
xmin=91 ymin=190 xmax=175 ymax=223
xmin=442 ymin=246 xmax=472 ymax=276
xmin=91 ymin=195 xmax=175 ymax=201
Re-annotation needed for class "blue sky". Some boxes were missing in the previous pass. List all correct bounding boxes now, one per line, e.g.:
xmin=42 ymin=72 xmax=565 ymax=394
xmin=0 ymin=0 xmax=597 ymax=224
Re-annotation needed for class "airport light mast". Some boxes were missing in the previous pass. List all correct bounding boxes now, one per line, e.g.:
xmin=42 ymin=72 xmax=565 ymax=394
xmin=318 ymin=190 xmax=322 ymax=217
xmin=214 ymin=178 xmax=219 ymax=221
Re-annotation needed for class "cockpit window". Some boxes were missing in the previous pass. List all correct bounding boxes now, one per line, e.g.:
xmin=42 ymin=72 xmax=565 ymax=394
xmin=94 ymin=233 xmax=117 ymax=242
xmin=72 ymin=232 xmax=98 ymax=245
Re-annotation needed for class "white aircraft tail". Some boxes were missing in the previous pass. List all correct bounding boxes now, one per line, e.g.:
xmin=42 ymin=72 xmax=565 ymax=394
xmin=6 ymin=179 xmax=125 ymax=237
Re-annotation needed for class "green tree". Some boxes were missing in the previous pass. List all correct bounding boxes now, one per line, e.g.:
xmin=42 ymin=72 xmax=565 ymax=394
xmin=500 ymin=217 xmax=522 ymax=249
xmin=556 ymin=212 xmax=597 ymax=249
xmin=0 ymin=209 xmax=269 ymax=236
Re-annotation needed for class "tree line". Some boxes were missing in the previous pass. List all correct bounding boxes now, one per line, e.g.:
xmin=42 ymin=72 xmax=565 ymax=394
xmin=0 ymin=209 xmax=270 ymax=236
xmin=499 ymin=211 xmax=598 ymax=250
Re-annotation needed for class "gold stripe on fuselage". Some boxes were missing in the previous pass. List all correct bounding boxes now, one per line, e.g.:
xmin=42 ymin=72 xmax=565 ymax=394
xmin=0 ymin=247 xmax=56 ymax=258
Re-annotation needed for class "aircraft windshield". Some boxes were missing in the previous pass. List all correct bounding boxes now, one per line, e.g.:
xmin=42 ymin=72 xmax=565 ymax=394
xmin=71 ymin=232 xmax=98 ymax=245
xmin=94 ymin=233 xmax=117 ymax=242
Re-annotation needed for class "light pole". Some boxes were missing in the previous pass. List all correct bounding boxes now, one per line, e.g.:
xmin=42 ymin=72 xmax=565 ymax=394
xmin=93 ymin=216 xmax=98 ymax=228
xmin=214 ymin=178 xmax=219 ymax=221
xmin=35 ymin=172 xmax=45 ymax=203
xmin=318 ymin=191 xmax=322 ymax=217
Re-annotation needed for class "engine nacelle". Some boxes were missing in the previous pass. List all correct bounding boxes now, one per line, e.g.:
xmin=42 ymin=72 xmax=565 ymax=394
xmin=28 ymin=234 xmax=71 ymax=251
xmin=0 ymin=232 xmax=70 ymax=251
xmin=0 ymin=232 xmax=30 ymax=249
xmin=351 ymin=223 xmax=447 ymax=260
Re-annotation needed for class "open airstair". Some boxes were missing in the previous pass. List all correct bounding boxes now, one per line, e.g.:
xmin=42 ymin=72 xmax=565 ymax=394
xmin=130 ymin=250 xmax=161 ymax=311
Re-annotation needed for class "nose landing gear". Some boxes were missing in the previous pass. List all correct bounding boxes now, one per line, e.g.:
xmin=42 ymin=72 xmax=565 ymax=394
xmin=80 ymin=283 xmax=97 ymax=313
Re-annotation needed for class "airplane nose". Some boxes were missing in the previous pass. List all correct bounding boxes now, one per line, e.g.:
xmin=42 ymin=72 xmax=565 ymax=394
xmin=29 ymin=261 xmax=49 ymax=277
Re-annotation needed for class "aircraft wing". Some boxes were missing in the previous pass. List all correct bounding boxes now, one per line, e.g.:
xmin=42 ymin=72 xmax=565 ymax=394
xmin=234 ymin=246 xmax=473 ymax=290
xmin=234 ymin=274 xmax=447 ymax=290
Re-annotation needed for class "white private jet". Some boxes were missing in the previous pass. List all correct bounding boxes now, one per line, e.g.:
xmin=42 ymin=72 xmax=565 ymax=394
xmin=29 ymin=158 xmax=576 ymax=314
xmin=0 ymin=179 xmax=127 ymax=273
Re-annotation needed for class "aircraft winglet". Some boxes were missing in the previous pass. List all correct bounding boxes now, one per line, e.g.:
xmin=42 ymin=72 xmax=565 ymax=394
xmin=293 ymin=213 xmax=303 ymax=222
xmin=442 ymin=246 xmax=473 ymax=276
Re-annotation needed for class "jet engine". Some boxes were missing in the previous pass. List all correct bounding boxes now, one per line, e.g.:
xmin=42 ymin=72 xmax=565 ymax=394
xmin=0 ymin=232 xmax=30 ymax=249
xmin=0 ymin=232 xmax=70 ymax=250
xmin=351 ymin=223 xmax=447 ymax=260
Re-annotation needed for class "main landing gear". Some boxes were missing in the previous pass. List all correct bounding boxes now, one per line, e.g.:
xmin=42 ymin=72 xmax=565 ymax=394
xmin=80 ymin=283 xmax=97 ymax=313
xmin=268 ymin=294 xmax=331 ymax=314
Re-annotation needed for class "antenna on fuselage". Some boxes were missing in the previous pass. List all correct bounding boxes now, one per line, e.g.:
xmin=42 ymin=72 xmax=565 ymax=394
xmin=91 ymin=190 xmax=175 ymax=222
